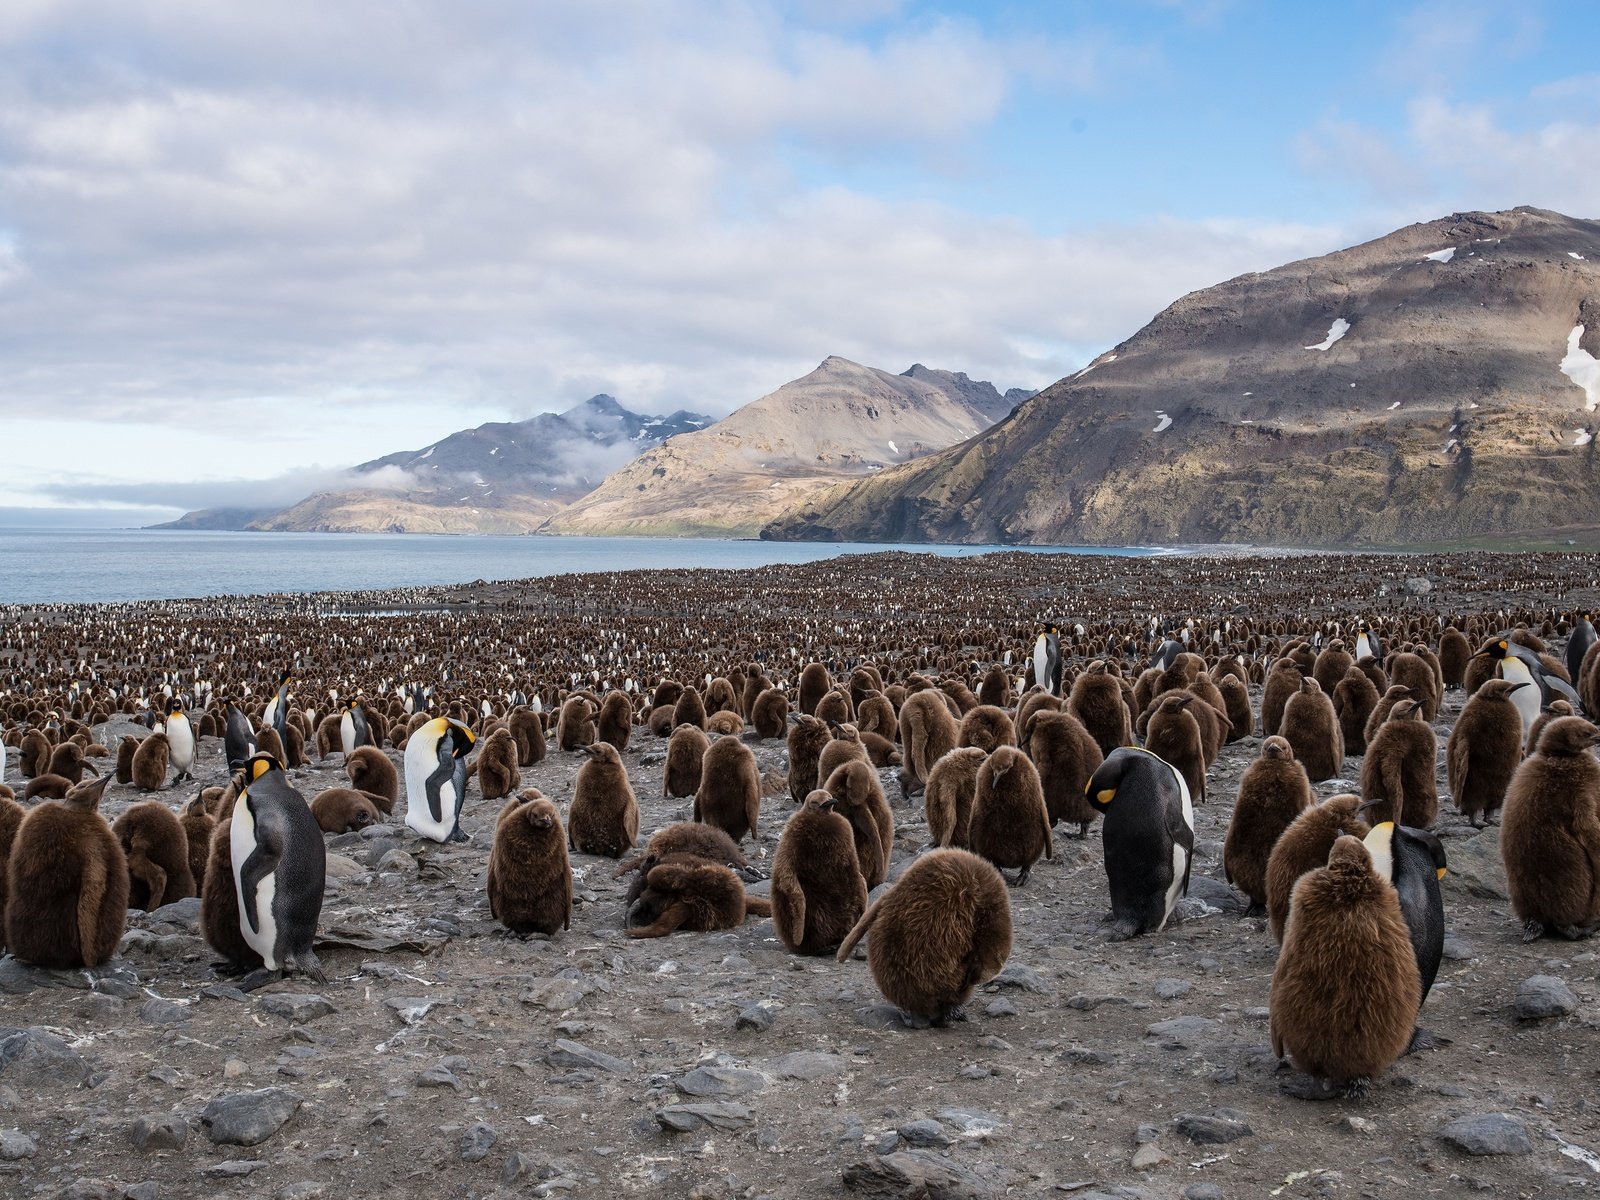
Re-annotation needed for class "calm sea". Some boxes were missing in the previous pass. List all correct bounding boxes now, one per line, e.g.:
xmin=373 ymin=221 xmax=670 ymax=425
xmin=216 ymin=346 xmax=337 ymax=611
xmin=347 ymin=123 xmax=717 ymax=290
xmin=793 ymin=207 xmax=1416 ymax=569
xmin=0 ymin=530 xmax=1169 ymax=605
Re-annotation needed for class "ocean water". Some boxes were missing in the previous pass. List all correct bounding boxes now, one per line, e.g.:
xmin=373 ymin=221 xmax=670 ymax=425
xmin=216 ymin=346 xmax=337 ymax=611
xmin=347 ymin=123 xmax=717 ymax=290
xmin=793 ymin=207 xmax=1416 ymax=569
xmin=0 ymin=530 xmax=1169 ymax=605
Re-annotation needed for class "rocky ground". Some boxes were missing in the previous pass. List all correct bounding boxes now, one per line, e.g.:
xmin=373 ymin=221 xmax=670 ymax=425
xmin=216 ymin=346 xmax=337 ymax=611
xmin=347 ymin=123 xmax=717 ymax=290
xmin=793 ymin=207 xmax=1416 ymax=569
xmin=4 ymin=679 xmax=1600 ymax=1199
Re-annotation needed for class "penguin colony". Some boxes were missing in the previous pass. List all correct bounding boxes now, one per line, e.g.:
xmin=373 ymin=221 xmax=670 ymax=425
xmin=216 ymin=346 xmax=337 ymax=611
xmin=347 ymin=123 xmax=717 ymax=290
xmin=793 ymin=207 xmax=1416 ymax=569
xmin=2 ymin=548 xmax=1600 ymax=1177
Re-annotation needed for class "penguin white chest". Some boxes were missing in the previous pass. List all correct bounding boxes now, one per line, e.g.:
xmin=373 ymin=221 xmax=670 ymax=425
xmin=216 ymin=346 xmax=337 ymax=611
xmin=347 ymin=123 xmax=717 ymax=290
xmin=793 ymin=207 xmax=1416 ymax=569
xmin=1499 ymin=659 xmax=1541 ymax=733
xmin=230 ymin=803 xmax=280 ymax=968
xmin=404 ymin=734 xmax=455 ymax=840
xmin=1033 ymin=637 xmax=1049 ymax=693
xmin=1355 ymin=633 xmax=1374 ymax=662
xmin=340 ymin=712 xmax=356 ymax=755
xmin=167 ymin=716 xmax=195 ymax=768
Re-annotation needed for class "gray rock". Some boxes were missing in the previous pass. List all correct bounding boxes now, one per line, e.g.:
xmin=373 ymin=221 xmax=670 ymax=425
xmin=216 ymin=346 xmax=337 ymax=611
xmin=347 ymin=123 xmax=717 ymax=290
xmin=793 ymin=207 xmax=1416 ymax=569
xmin=199 ymin=1087 xmax=303 ymax=1146
xmin=1404 ymin=576 xmax=1433 ymax=595
xmin=655 ymin=1102 xmax=753 ymax=1132
xmin=257 ymin=994 xmax=337 ymax=1023
xmin=898 ymin=1119 xmax=953 ymax=1148
xmin=1183 ymin=1186 xmax=1225 ymax=1200
xmin=1144 ymin=1016 xmax=1219 ymax=1049
xmin=1513 ymin=975 xmax=1578 ymax=1020
xmin=503 ymin=1151 xmax=538 ymax=1183
xmin=124 ymin=1184 xmax=161 ymax=1200
xmin=0 ymin=1027 xmax=90 ymax=1087
xmin=416 ymin=1065 xmax=461 ymax=1090
xmin=128 ymin=1114 xmax=188 ymax=1151
xmin=1443 ymin=827 xmax=1509 ymax=900
xmin=1172 ymin=1110 xmax=1253 ymax=1144
xmin=841 ymin=1150 xmax=999 ymax=1199
xmin=936 ymin=1109 xmax=1004 ymax=1138
xmin=203 ymin=1160 xmax=268 ymax=1178
xmin=1441 ymin=936 xmax=1475 ymax=961
xmin=276 ymin=1185 xmax=326 ymax=1200
xmin=989 ymin=964 xmax=1048 ymax=992
xmin=546 ymin=1038 xmax=630 ymax=1074
xmin=1438 ymin=1112 xmax=1534 ymax=1156
xmin=769 ymin=1051 xmax=847 ymax=1081
xmin=460 ymin=1122 xmax=498 ymax=1162
xmin=1154 ymin=979 xmax=1192 ymax=1000
xmin=0 ymin=1129 xmax=36 ymax=1160
xmin=677 ymin=1066 xmax=767 ymax=1098
xmin=383 ymin=996 xmax=438 ymax=1025
xmin=855 ymin=1004 xmax=919 ymax=1030
xmin=145 ymin=897 xmax=203 ymax=930
xmin=984 ymin=997 xmax=1017 ymax=1017
xmin=735 ymin=1002 xmax=777 ymax=1031
xmin=375 ymin=848 xmax=417 ymax=873
xmin=139 ymin=998 xmax=189 ymax=1026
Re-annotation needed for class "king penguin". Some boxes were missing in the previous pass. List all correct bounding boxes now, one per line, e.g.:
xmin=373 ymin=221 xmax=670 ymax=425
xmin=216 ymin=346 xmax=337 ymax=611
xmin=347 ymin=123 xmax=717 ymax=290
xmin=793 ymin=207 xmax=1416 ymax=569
xmin=230 ymin=754 xmax=326 ymax=990
xmin=1354 ymin=622 xmax=1384 ymax=665
xmin=404 ymin=716 xmax=476 ymax=843
xmin=340 ymin=698 xmax=372 ymax=756
xmin=1568 ymin=612 xmax=1597 ymax=694
xmin=224 ymin=701 xmax=256 ymax=771
xmin=1363 ymin=820 xmax=1447 ymax=1051
xmin=1033 ymin=623 xmax=1063 ymax=697
xmin=165 ymin=696 xmax=196 ymax=784
xmin=1474 ymin=636 xmax=1579 ymax=733
xmin=1085 ymin=747 xmax=1194 ymax=941
xmin=263 ymin=669 xmax=291 ymax=752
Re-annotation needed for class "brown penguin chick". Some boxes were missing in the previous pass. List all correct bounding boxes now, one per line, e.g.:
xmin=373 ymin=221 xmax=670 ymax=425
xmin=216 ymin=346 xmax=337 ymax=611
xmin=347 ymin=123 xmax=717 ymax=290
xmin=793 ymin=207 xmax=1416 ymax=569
xmin=1363 ymin=684 xmax=1419 ymax=748
xmin=1015 ymin=690 xmax=1063 ymax=748
xmin=1223 ymin=737 xmax=1313 ymax=914
xmin=23 ymin=774 xmax=73 ymax=801
xmin=1438 ymin=627 xmax=1472 ymax=689
xmin=856 ymin=693 xmax=898 ymax=744
xmin=556 ymin=697 xmax=597 ymax=751
xmin=785 ymin=715 xmax=831 ymax=804
xmin=1184 ymin=688 xmax=1233 ymax=766
xmin=1501 ymin=717 xmax=1600 ymax=941
xmin=1144 ymin=693 xmax=1208 ymax=804
xmin=859 ymin=729 xmax=902 ymax=768
xmin=959 ymin=705 xmax=1017 ymax=754
xmin=651 ymin=679 xmax=686 ymax=712
xmin=4 ymin=776 xmax=128 ymax=968
xmin=897 ymin=689 xmax=960 ymax=799
xmin=112 ymin=800 xmax=196 ymax=910
xmin=1217 ymin=673 xmax=1254 ymax=745
xmin=0 ymin=784 xmax=12 ymax=803
xmin=46 ymin=740 xmax=96 ymax=784
xmin=181 ymin=795 xmax=214 ymax=895
xmin=1416 ymin=644 xmax=1446 ymax=700
xmin=345 ymin=745 xmax=398 ymax=813
xmin=624 ymin=857 xmax=771 ymax=938
xmin=115 ymin=735 xmax=138 ymax=784
xmin=310 ymin=787 xmax=384 ymax=833
xmin=130 ymin=731 xmax=170 ymax=791
xmin=923 ymin=747 xmax=987 ymax=849
xmin=596 ymin=691 xmax=633 ymax=751
xmin=849 ymin=665 xmax=885 ymax=711
xmin=939 ymin=678 xmax=979 ymax=715
xmin=1311 ymin=639 xmax=1354 ymax=698
xmin=1261 ymin=659 xmax=1302 ymax=738
xmin=968 ymin=746 xmax=1052 ymax=886
xmin=1269 ymin=835 xmax=1420 ymax=1098
xmin=568 ymin=742 xmax=640 ymax=858
xmin=664 ymin=724 xmax=711 ymax=800
xmin=1280 ymin=677 xmax=1343 ymax=784
xmin=702 ymin=710 xmax=738 ymax=737
xmin=282 ymin=721 xmax=307 ymax=768
xmin=1024 ymin=709 xmax=1103 ymax=838
xmin=19 ymin=729 xmax=50 ymax=778
xmin=200 ymin=817 xmax=264 ymax=974
xmin=798 ymin=664 xmax=832 ymax=717
xmin=1581 ymin=640 xmax=1600 ymax=716
xmin=1358 ymin=701 xmax=1438 ymax=828
xmin=1331 ymin=666 xmax=1380 ymax=756
xmin=816 ymin=724 xmax=869 ymax=784
xmin=314 ymin=713 xmax=342 ymax=758
xmin=508 ymin=706 xmax=548 ymax=766
xmin=823 ymin=760 xmax=894 ymax=889
xmin=200 ymin=784 xmax=231 ymax=821
xmin=1447 ymin=678 xmax=1531 ymax=828
xmin=487 ymin=791 xmax=572 ymax=936
xmin=1526 ymin=699 xmax=1575 ymax=756
xmin=1264 ymin=794 xmax=1371 ymax=942
xmin=741 ymin=669 xmax=772 ymax=718
xmin=0 ymin=795 xmax=27 ymax=949
xmin=704 ymin=676 xmax=738 ymax=717
xmin=1356 ymin=658 xmax=1389 ymax=694
xmin=815 ymin=687 xmax=854 ymax=727
xmin=256 ymin=725 xmax=286 ymax=767
xmin=693 ymin=735 xmax=762 ymax=843
xmin=474 ymin=728 xmax=521 ymax=801
xmin=647 ymin=705 xmax=677 ymax=737
xmin=672 ymin=686 xmax=708 ymax=731
xmin=1462 ymin=649 xmax=1497 ymax=697
xmin=750 ymin=688 xmax=790 ymax=739
xmin=977 ymin=663 xmax=1013 ymax=709
xmin=1387 ymin=651 xmax=1439 ymax=721
xmin=771 ymin=791 xmax=869 ymax=955
xmin=1131 ymin=667 xmax=1162 ymax=721
xmin=613 ymin=821 xmax=750 ymax=906
xmin=834 ymin=848 xmax=1012 ymax=1027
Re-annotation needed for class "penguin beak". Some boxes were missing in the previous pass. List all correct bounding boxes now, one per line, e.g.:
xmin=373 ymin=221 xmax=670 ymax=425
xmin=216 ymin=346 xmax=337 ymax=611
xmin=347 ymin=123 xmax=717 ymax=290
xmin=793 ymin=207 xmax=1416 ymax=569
xmin=1436 ymin=867 xmax=1447 ymax=880
xmin=1509 ymin=681 xmax=1533 ymax=693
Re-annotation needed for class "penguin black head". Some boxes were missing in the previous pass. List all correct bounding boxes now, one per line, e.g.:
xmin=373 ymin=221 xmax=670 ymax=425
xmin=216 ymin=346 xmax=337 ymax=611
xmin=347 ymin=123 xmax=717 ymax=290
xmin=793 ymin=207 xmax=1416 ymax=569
xmin=241 ymin=753 xmax=283 ymax=786
xmin=442 ymin=717 xmax=475 ymax=756
xmin=1398 ymin=824 xmax=1448 ymax=880
xmin=1084 ymin=749 xmax=1135 ymax=813
xmin=168 ymin=696 xmax=184 ymax=716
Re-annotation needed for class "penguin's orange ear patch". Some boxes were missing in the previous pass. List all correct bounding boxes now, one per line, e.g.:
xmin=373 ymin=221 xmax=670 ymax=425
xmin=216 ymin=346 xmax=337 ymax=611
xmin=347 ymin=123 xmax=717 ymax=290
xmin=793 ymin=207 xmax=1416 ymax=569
xmin=250 ymin=758 xmax=273 ymax=781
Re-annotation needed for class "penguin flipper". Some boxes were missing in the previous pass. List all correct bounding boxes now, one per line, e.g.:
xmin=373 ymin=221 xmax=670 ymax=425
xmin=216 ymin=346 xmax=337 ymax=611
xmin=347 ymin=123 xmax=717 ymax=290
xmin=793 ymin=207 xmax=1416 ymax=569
xmin=770 ymin=875 xmax=805 ymax=946
xmin=76 ymin=851 xmax=108 ymax=964
xmin=238 ymin=843 xmax=279 ymax=935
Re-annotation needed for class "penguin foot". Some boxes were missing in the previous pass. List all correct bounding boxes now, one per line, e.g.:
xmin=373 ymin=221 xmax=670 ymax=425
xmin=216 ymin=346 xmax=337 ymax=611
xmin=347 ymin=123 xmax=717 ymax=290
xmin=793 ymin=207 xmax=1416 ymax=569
xmin=1103 ymin=922 xmax=1139 ymax=943
xmin=1522 ymin=919 xmax=1546 ymax=942
xmin=1553 ymin=921 xmax=1600 ymax=941
xmin=735 ymin=865 xmax=768 ymax=884
xmin=448 ymin=828 xmax=470 ymax=844
xmin=1068 ymin=825 xmax=1089 ymax=840
xmin=931 ymin=1005 xmax=969 ymax=1027
xmin=233 ymin=968 xmax=284 ymax=994
xmin=1244 ymin=901 xmax=1267 ymax=918
xmin=1010 ymin=866 xmax=1032 ymax=888
xmin=292 ymin=950 xmax=328 ymax=985
xmin=1404 ymin=1027 xmax=1451 ymax=1055
xmin=1340 ymin=1077 xmax=1371 ymax=1101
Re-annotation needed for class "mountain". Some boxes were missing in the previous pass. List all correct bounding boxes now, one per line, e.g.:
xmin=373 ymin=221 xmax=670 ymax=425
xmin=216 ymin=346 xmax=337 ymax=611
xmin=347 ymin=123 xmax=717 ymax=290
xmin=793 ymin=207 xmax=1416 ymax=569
xmin=232 ymin=396 xmax=712 ymax=533
xmin=764 ymin=207 xmax=1600 ymax=549
xmin=148 ymin=506 xmax=280 ymax=531
xmin=544 ymin=358 xmax=1030 ymax=538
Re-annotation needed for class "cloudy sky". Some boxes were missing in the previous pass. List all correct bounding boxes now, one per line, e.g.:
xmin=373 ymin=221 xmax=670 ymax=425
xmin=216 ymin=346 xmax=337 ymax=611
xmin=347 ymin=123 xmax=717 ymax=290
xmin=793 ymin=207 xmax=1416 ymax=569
xmin=3 ymin=0 xmax=1597 ymax=523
